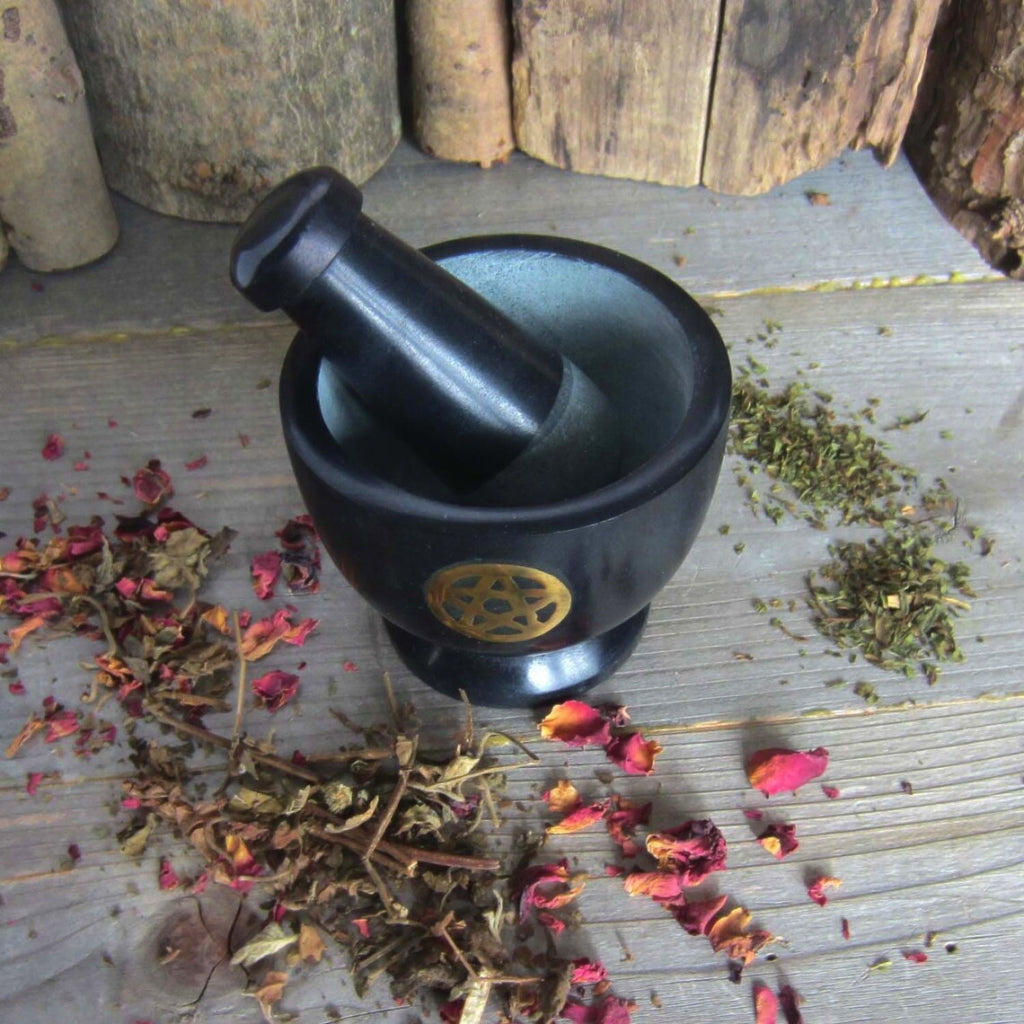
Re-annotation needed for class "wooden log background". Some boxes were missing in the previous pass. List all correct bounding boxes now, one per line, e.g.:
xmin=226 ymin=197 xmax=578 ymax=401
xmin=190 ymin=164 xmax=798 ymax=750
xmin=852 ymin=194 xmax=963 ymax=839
xmin=59 ymin=0 xmax=402 ymax=222
xmin=406 ymin=0 xmax=514 ymax=168
xmin=905 ymin=0 xmax=1024 ymax=279
xmin=700 ymin=0 xmax=944 ymax=194
xmin=510 ymin=1 xmax=719 ymax=187
xmin=0 ymin=1 xmax=1016 ymax=276
xmin=0 ymin=0 xmax=117 ymax=271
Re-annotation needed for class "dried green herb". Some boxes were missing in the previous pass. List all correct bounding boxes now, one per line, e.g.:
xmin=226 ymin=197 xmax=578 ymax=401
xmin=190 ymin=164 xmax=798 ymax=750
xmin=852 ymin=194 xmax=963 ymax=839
xmin=729 ymin=371 xmax=917 ymax=527
xmin=807 ymin=529 xmax=974 ymax=683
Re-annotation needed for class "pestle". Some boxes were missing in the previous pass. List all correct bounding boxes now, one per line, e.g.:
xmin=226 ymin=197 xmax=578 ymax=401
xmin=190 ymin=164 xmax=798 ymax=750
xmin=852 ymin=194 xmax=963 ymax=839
xmin=230 ymin=167 xmax=623 ymax=505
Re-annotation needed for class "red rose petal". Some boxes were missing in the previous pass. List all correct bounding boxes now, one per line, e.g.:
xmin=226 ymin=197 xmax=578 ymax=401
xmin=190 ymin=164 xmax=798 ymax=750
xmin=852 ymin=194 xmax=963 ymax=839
xmin=754 ymin=983 xmax=779 ymax=1024
xmin=251 ymin=670 xmax=300 ymax=712
xmin=746 ymin=746 xmax=830 ymax=796
xmin=806 ymin=875 xmax=842 ymax=906
xmin=756 ymin=822 xmax=799 ymax=859
xmin=42 ymin=433 xmax=65 ymax=460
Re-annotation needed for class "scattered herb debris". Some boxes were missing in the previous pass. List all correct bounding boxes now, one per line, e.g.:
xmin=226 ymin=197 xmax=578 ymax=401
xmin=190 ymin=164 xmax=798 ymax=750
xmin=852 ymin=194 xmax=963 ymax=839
xmin=808 ymin=531 xmax=974 ymax=683
xmin=729 ymin=372 xmax=917 ymax=527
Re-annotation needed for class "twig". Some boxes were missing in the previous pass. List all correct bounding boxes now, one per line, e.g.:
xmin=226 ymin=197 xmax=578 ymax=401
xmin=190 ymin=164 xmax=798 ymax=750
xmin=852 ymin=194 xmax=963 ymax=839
xmin=144 ymin=706 xmax=320 ymax=784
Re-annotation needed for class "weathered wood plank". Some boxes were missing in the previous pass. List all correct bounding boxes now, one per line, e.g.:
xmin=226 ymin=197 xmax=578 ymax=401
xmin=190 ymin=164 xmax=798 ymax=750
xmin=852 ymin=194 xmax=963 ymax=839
xmin=511 ymin=0 xmax=719 ymax=187
xmin=0 ymin=143 xmax=998 ymax=346
xmin=702 ymin=0 xmax=943 ymax=195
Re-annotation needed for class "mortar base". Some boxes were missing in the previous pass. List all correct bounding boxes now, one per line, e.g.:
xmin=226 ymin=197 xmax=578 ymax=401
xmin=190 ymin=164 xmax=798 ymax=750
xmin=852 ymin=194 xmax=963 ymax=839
xmin=383 ymin=606 xmax=650 ymax=708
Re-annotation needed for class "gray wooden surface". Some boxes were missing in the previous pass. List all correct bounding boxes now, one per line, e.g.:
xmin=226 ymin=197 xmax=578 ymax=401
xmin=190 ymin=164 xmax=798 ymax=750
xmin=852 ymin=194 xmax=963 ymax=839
xmin=1 ymin=144 xmax=1021 ymax=1024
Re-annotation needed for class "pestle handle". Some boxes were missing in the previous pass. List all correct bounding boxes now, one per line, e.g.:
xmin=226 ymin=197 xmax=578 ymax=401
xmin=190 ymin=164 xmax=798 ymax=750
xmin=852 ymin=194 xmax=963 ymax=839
xmin=230 ymin=167 xmax=565 ymax=491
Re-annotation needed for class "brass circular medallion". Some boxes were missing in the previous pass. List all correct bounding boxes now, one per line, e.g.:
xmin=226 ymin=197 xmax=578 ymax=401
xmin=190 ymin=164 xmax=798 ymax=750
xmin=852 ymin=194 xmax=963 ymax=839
xmin=426 ymin=562 xmax=572 ymax=643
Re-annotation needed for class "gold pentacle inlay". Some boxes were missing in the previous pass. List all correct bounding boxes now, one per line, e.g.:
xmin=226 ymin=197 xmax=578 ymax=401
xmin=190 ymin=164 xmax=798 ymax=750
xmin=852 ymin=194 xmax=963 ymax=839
xmin=426 ymin=562 xmax=572 ymax=643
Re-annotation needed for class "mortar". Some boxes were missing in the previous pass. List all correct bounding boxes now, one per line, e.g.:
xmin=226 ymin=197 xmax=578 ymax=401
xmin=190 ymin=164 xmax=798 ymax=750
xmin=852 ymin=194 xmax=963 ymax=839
xmin=277 ymin=233 xmax=731 ymax=707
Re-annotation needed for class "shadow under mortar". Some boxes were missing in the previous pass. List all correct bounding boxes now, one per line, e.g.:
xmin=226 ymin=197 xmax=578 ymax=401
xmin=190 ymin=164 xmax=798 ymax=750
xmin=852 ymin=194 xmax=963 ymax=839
xmin=280 ymin=235 xmax=731 ymax=707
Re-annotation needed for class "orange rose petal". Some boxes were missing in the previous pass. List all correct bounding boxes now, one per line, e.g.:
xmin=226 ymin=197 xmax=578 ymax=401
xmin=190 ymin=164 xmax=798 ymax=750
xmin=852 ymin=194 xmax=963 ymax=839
xmin=606 ymin=732 xmax=663 ymax=775
xmin=807 ymin=875 xmax=842 ymax=906
xmin=547 ymin=800 xmax=609 ymax=835
xmin=542 ymin=778 xmax=582 ymax=814
xmin=538 ymin=700 xmax=612 ymax=747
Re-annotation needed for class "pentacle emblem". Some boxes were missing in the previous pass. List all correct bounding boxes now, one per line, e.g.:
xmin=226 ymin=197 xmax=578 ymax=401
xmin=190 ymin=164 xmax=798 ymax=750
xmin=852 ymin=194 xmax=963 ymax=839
xmin=426 ymin=562 xmax=572 ymax=643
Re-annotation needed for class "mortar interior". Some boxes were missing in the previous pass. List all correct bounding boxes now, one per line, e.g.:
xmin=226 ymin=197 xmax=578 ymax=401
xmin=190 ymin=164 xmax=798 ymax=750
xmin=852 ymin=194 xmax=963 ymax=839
xmin=313 ymin=239 xmax=702 ymax=509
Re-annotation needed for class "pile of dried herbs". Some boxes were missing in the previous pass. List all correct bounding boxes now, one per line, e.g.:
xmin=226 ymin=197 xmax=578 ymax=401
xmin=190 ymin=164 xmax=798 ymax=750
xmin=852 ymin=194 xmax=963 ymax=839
xmin=0 ymin=462 xmax=640 ymax=1023
xmin=727 ymin=335 xmax=988 ymax=686
xmin=808 ymin=529 xmax=974 ymax=684
xmin=729 ymin=361 xmax=917 ymax=528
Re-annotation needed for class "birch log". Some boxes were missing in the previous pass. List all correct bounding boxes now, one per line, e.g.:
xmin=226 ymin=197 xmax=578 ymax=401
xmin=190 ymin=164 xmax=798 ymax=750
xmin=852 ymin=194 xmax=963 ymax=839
xmin=407 ymin=0 xmax=514 ymax=168
xmin=701 ymin=0 xmax=944 ymax=195
xmin=905 ymin=0 xmax=1024 ymax=278
xmin=0 ymin=0 xmax=118 ymax=271
xmin=60 ymin=1 xmax=401 ymax=222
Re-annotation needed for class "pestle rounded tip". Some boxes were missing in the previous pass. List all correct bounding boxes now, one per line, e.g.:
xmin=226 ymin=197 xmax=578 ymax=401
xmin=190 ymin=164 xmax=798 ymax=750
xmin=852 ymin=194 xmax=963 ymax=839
xmin=230 ymin=167 xmax=363 ymax=312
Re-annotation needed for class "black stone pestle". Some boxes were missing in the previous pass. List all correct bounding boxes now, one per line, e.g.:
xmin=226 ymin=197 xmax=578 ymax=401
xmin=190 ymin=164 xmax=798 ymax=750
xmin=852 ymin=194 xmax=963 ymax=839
xmin=230 ymin=167 xmax=623 ymax=505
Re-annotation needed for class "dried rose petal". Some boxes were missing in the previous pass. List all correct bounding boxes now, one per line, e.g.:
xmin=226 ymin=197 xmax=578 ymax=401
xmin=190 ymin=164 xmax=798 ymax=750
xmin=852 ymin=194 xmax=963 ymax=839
xmin=604 ymin=864 xmax=626 ymax=878
xmin=754 ymin=982 xmax=779 ymax=1024
xmin=514 ymin=858 xmax=585 ymax=920
xmin=806 ymin=875 xmax=841 ymax=906
xmin=159 ymin=857 xmax=180 ymax=890
xmin=26 ymin=771 xmax=44 ymax=796
xmin=538 ymin=699 xmax=612 ymax=747
xmin=623 ymin=871 xmax=686 ymax=904
xmin=241 ymin=608 xmax=318 ymax=660
xmin=821 ymin=784 xmax=840 ymax=799
xmin=184 ymin=455 xmax=208 ymax=471
xmin=706 ymin=905 xmax=773 ymax=964
xmin=8 ymin=680 xmax=26 ymax=695
xmin=352 ymin=918 xmax=371 ymax=938
xmin=902 ymin=950 xmax=928 ymax=964
xmin=42 ymin=433 xmax=65 ymax=460
xmin=746 ymin=746 xmax=829 ymax=796
xmin=250 ymin=551 xmax=282 ymax=600
xmin=645 ymin=819 xmax=727 ymax=884
xmin=757 ymin=822 xmax=799 ymax=860
xmin=605 ymin=732 xmax=662 ymax=775
xmin=537 ymin=910 xmax=567 ymax=934
xmin=778 ymin=984 xmax=805 ymax=1024
xmin=669 ymin=894 xmax=729 ymax=936
xmin=67 ymin=843 xmax=82 ymax=863
xmin=742 ymin=808 xmax=764 ymax=820
xmin=561 ymin=996 xmax=635 ymax=1024
xmin=548 ymin=800 xmax=609 ymax=835
xmin=571 ymin=958 xmax=608 ymax=986
xmin=439 ymin=1001 xmax=464 ymax=1024
xmin=605 ymin=796 xmax=651 ymax=859
xmin=252 ymin=670 xmax=300 ymax=712
xmin=44 ymin=709 xmax=80 ymax=742
xmin=542 ymin=778 xmax=581 ymax=814
xmin=132 ymin=460 xmax=174 ymax=507
xmin=841 ymin=917 xmax=851 ymax=940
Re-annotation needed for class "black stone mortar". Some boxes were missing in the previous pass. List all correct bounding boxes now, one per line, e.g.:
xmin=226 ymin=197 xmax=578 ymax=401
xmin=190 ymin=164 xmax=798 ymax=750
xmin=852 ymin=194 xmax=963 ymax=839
xmin=278 ymin=235 xmax=731 ymax=706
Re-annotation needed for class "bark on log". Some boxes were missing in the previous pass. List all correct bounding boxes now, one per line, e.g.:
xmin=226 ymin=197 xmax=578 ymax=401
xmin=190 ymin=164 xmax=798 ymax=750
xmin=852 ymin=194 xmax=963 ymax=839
xmin=905 ymin=0 xmax=1024 ymax=278
xmin=0 ymin=0 xmax=118 ymax=271
xmin=511 ymin=0 xmax=719 ymax=187
xmin=407 ymin=0 xmax=514 ymax=168
xmin=702 ymin=0 xmax=944 ymax=195
xmin=60 ymin=1 xmax=401 ymax=223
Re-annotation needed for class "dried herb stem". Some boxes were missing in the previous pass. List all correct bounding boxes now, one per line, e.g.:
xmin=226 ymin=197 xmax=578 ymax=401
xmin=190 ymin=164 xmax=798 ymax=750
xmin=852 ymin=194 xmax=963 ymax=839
xmin=144 ymin=705 xmax=321 ymax=784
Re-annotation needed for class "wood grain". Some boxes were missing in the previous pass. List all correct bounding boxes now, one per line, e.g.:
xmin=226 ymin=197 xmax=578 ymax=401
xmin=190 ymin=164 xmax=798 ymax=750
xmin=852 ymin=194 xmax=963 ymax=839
xmin=1 ymin=146 xmax=1022 ymax=1023
xmin=60 ymin=0 xmax=401 ymax=221
xmin=0 ymin=142 xmax=999 ymax=346
xmin=702 ymin=0 xmax=944 ymax=194
xmin=511 ymin=0 xmax=719 ymax=186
